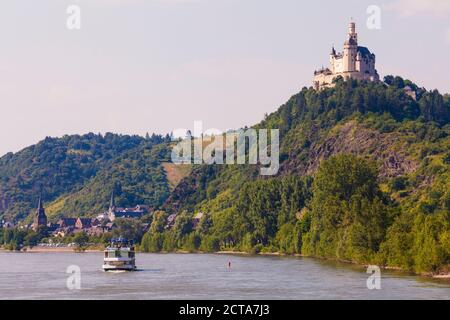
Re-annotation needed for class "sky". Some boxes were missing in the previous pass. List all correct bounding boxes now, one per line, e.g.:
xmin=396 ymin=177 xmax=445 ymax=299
xmin=0 ymin=0 xmax=449 ymax=156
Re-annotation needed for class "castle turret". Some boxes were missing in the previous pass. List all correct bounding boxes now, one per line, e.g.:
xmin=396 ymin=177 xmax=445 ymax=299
xmin=348 ymin=22 xmax=357 ymax=43
xmin=330 ymin=46 xmax=336 ymax=56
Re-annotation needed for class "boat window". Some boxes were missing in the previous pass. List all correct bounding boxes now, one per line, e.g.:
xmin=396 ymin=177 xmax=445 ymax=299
xmin=107 ymin=250 xmax=118 ymax=258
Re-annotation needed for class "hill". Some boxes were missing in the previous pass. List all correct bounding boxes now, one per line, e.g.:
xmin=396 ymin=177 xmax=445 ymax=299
xmin=155 ymin=76 xmax=450 ymax=274
xmin=0 ymin=133 xmax=170 ymax=221
xmin=45 ymin=142 xmax=173 ymax=219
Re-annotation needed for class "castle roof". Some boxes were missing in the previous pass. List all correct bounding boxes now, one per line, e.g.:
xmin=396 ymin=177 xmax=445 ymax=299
xmin=357 ymin=46 xmax=373 ymax=58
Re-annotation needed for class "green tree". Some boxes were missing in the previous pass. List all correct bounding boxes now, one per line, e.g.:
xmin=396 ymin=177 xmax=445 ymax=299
xmin=184 ymin=233 xmax=201 ymax=252
xmin=199 ymin=235 xmax=220 ymax=253
xmin=275 ymin=223 xmax=296 ymax=254
xmin=24 ymin=231 xmax=40 ymax=248
xmin=150 ymin=211 xmax=168 ymax=233
xmin=112 ymin=218 xmax=143 ymax=243
xmin=73 ymin=232 xmax=89 ymax=249
xmin=302 ymin=154 xmax=389 ymax=263
xmin=141 ymin=232 xmax=163 ymax=252
xmin=172 ymin=211 xmax=193 ymax=243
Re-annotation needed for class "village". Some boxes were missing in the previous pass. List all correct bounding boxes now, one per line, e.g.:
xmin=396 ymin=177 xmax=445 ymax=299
xmin=0 ymin=192 xmax=205 ymax=245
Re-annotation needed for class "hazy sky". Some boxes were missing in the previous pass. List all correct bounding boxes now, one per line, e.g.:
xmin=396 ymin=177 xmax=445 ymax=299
xmin=1 ymin=0 xmax=449 ymax=156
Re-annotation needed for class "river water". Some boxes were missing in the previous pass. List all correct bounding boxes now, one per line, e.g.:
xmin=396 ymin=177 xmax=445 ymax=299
xmin=0 ymin=252 xmax=449 ymax=300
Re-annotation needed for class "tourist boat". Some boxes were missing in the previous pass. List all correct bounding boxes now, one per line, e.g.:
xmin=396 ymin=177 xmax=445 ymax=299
xmin=102 ymin=238 xmax=137 ymax=272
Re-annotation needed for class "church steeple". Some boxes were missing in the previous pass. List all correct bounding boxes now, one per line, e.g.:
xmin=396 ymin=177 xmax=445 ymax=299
xmin=33 ymin=191 xmax=47 ymax=231
xmin=37 ymin=192 xmax=43 ymax=211
xmin=109 ymin=190 xmax=115 ymax=210
xmin=108 ymin=190 xmax=117 ymax=222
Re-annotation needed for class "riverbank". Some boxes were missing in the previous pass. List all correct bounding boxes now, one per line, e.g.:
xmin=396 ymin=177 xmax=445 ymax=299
xmin=0 ymin=246 xmax=103 ymax=253
xmin=215 ymin=250 xmax=450 ymax=280
xmin=24 ymin=246 xmax=103 ymax=253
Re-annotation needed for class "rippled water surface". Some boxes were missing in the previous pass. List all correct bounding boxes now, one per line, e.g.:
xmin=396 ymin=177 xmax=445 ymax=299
xmin=0 ymin=252 xmax=449 ymax=300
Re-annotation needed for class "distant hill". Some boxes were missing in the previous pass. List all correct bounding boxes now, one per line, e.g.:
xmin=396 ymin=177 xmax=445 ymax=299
xmin=164 ymin=76 xmax=450 ymax=213
xmin=0 ymin=132 xmax=170 ymax=221
xmin=44 ymin=142 xmax=173 ymax=219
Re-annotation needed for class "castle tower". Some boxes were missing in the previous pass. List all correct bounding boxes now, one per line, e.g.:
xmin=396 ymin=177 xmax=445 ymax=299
xmin=32 ymin=193 xmax=47 ymax=231
xmin=343 ymin=21 xmax=358 ymax=73
xmin=348 ymin=21 xmax=357 ymax=43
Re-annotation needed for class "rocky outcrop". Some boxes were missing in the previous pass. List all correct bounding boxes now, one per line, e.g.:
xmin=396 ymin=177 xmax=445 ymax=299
xmin=281 ymin=120 xmax=419 ymax=178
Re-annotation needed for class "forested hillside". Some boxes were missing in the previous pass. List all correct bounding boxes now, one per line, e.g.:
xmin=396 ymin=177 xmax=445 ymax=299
xmin=147 ymin=76 xmax=450 ymax=274
xmin=0 ymin=133 xmax=169 ymax=221
xmin=44 ymin=142 xmax=173 ymax=219
xmin=1 ymin=75 xmax=449 ymax=274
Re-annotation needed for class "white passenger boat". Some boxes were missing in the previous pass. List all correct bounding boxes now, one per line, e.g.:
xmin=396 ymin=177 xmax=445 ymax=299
xmin=102 ymin=238 xmax=137 ymax=272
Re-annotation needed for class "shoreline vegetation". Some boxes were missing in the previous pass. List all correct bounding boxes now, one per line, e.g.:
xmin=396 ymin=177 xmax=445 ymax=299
xmin=1 ymin=245 xmax=449 ymax=280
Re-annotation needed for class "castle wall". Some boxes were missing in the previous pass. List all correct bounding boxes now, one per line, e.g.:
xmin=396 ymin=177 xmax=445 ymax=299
xmin=332 ymin=57 xmax=344 ymax=73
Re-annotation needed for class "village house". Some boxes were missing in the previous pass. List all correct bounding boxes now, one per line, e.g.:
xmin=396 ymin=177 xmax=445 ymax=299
xmin=103 ymin=222 xmax=115 ymax=232
xmin=1 ymin=221 xmax=14 ymax=229
xmin=75 ymin=217 xmax=100 ymax=230
xmin=57 ymin=218 xmax=77 ymax=229
xmin=46 ymin=222 xmax=59 ymax=233
xmin=75 ymin=217 xmax=91 ymax=230
xmin=106 ymin=192 xmax=149 ymax=221
xmin=96 ymin=212 xmax=109 ymax=221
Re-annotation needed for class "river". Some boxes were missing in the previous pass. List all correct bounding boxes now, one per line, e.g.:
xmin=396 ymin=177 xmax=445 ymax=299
xmin=0 ymin=251 xmax=449 ymax=300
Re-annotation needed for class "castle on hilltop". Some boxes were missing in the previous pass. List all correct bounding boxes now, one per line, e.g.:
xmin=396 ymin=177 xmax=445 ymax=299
xmin=313 ymin=22 xmax=380 ymax=90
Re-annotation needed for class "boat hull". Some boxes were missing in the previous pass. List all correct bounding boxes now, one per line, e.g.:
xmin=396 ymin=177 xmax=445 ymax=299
xmin=102 ymin=264 xmax=137 ymax=272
